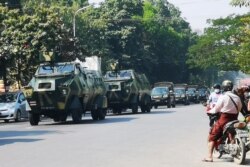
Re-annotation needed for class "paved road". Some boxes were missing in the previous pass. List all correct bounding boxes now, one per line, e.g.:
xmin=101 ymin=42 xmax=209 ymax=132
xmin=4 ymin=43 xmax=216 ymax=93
xmin=0 ymin=104 xmax=249 ymax=167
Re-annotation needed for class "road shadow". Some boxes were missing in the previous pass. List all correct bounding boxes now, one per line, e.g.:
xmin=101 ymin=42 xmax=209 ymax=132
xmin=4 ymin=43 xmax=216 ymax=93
xmin=43 ymin=116 xmax=138 ymax=126
xmin=0 ymin=138 xmax=42 ymax=146
xmin=0 ymin=130 xmax=56 ymax=139
xmin=147 ymin=110 xmax=176 ymax=114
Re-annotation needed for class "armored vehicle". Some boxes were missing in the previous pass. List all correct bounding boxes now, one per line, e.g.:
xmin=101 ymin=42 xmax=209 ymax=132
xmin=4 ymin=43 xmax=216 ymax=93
xmin=151 ymin=82 xmax=176 ymax=108
xmin=186 ymin=85 xmax=199 ymax=103
xmin=174 ymin=83 xmax=190 ymax=105
xmin=24 ymin=59 xmax=107 ymax=125
xmin=104 ymin=70 xmax=151 ymax=114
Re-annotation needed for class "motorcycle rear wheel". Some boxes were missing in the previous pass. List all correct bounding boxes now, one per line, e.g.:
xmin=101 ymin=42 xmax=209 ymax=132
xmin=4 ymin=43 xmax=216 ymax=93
xmin=233 ymin=135 xmax=246 ymax=165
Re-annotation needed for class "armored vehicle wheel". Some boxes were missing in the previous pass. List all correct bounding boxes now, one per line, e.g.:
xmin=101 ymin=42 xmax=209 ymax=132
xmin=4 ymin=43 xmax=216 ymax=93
xmin=29 ymin=113 xmax=40 ymax=126
xmin=98 ymin=108 xmax=106 ymax=120
xmin=146 ymin=104 xmax=151 ymax=112
xmin=91 ymin=110 xmax=98 ymax=120
xmin=60 ymin=113 xmax=67 ymax=122
xmin=167 ymin=101 xmax=171 ymax=108
xmin=141 ymin=106 xmax=146 ymax=113
xmin=132 ymin=103 xmax=138 ymax=114
xmin=71 ymin=108 xmax=82 ymax=123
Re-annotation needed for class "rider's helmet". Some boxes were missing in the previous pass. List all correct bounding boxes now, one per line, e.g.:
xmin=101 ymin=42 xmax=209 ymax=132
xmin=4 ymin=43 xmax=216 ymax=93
xmin=213 ymin=83 xmax=221 ymax=89
xmin=222 ymin=80 xmax=233 ymax=92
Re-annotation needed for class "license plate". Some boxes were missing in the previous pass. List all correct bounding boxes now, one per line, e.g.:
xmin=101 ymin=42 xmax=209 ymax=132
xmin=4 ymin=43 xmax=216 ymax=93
xmin=237 ymin=130 xmax=249 ymax=138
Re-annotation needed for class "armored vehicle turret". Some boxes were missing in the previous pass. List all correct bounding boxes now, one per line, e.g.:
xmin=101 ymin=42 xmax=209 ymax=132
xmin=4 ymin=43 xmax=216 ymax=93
xmin=24 ymin=56 xmax=107 ymax=125
xmin=104 ymin=70 xmax=151 ymax=114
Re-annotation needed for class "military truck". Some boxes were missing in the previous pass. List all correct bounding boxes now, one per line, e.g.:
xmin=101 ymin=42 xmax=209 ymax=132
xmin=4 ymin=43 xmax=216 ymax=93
xmin=104 ymin=70 xmax=151 ymax=114
xmin=23 ymin=56 xmax=107 ymax=125
xmin=151 ymin=82 xmax=176 ymax=108
xmin=174 ymin=83 xmax=190 ymax=105
xmin=186 ymin=85 xmax=199 ymax=103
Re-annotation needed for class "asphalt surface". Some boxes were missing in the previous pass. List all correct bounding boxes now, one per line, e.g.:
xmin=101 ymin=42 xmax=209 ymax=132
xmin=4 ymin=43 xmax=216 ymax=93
xmin=0 ymin=104 xmax=249 ymax=167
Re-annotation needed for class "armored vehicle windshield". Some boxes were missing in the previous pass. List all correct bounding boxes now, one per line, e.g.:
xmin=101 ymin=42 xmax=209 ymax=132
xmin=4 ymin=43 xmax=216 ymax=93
xmin=105 ymin=70 xmax=133 ymax=80
xmin=37 ymin=63 xmax=74 ymax=75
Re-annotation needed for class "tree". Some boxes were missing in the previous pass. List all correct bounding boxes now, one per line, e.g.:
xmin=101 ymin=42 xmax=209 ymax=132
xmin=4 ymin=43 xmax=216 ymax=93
xmin=187 ymin=15 xmax=246 ymax=71
xmin=0 ymin=4 xmax=74 ymax=86
xmin=231 ymin=0 xmax=250 ymax=7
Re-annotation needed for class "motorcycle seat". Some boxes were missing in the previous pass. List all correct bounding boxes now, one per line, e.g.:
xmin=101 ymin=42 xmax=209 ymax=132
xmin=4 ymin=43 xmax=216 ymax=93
xmin=223 ymin=120 xmax=239 ymax=133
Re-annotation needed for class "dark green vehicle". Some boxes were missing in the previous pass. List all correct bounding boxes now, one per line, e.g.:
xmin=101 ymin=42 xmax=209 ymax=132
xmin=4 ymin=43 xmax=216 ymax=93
xmin=104 ymin=70 xmax=151 ymax=114
xmin=24 ymin=61 xmax=107 ymax=125
xmin=151 ymin=82 xmax=176 ymax=108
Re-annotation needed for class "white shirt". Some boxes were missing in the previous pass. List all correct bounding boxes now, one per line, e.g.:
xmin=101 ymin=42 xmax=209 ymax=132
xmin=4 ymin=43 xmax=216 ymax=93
xmin=209 ymin=91 xmax=242 ymax=114
xmin=207 ymin=91 xmax=222 ymax=108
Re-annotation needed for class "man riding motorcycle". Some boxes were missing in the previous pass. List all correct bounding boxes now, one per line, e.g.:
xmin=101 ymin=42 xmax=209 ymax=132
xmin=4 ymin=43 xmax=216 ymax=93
xmin=207 ymin=83 xmax=222 ymax=127
xmin=203 ymin=80 xmax=242 ymax=162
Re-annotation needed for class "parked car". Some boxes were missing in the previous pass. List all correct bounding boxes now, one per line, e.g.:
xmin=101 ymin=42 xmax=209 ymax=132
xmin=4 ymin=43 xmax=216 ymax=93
xmin=151 ymin=82 xmax=176 ymax=108
xmin=0 ymin=91 xmax=28 ymax=123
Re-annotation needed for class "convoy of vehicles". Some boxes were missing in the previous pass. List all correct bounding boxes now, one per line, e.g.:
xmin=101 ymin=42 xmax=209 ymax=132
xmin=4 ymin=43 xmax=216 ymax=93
xmin=104 ymin=70 xmax=151 ymax=114
xmin=1 ymin=54 xmax=212 ymax=124
xmin=23 ymin=56 xmax=108 ymax=125
xmin=151 ymin=82 xmax=175 ymax=108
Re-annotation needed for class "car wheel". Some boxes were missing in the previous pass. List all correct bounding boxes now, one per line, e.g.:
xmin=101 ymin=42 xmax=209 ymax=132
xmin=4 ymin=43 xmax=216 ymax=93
xmin=15 ymin=110 xmax=21 ymax=122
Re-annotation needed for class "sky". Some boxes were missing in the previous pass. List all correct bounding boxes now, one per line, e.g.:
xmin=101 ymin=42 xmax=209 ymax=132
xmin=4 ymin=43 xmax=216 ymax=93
xmin=89 ymin=0 xmax=249 ymax=32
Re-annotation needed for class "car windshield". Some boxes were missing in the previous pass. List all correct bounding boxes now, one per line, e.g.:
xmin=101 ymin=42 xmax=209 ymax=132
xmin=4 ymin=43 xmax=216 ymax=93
xmin=38 ymin=64 xmax=74 ymax=75
xmin=0 ymin=93 xmax=17 ymax=103
xmin=174 ymin=88 xmax=185 ymax=94
xmin=152 ymin=87 xmax=169 ymax=95
xmin=187 ymin=88 xmax=196 ymax=94
xmin=105 ymin=70 xmax=132 ymax=80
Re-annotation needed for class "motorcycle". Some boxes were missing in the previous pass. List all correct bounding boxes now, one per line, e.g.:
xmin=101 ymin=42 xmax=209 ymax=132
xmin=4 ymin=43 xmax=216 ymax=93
xmin=211 ymin=114 xmax=250 ymax=164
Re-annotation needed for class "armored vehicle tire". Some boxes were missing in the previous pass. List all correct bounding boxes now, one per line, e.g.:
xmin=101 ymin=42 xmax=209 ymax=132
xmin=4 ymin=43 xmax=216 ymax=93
xmin=98 ymin=108 xmax=106 ymax=120
xmin=29 ymin=113 xmax=40 ymax=126
xmin=167 ymin=101 xmax=171 ymax=108
xmin=15 ymin=110 xmax=21 ymax=122
xmin=91 ymin=110 xmax=98 ymax=120
xmin=71 ymin=108 xmax=82 ymax=123
xmin=60 ymin=113 xmax=68 ymax=122
xmin=141 ymin=104 xmax=151 ymax=113
xmin=171 ymin=103 xmax=176 ymax=108
xmin=132 ymin=103 xmax=138 ymax=114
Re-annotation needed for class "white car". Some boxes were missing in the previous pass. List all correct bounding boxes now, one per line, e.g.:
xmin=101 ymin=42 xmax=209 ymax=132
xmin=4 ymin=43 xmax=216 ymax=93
xmin=0 ymin=91 xmax=28 ymax=123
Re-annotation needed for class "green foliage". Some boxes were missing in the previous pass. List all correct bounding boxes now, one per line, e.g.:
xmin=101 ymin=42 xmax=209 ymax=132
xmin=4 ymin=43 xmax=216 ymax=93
xmin=187 ymin=15 xmax=246 ymax=72
xmin=231 ymin=0 xmax=250 ymax=7
xmin=0 ymin=4 xmax=74 ymax=85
